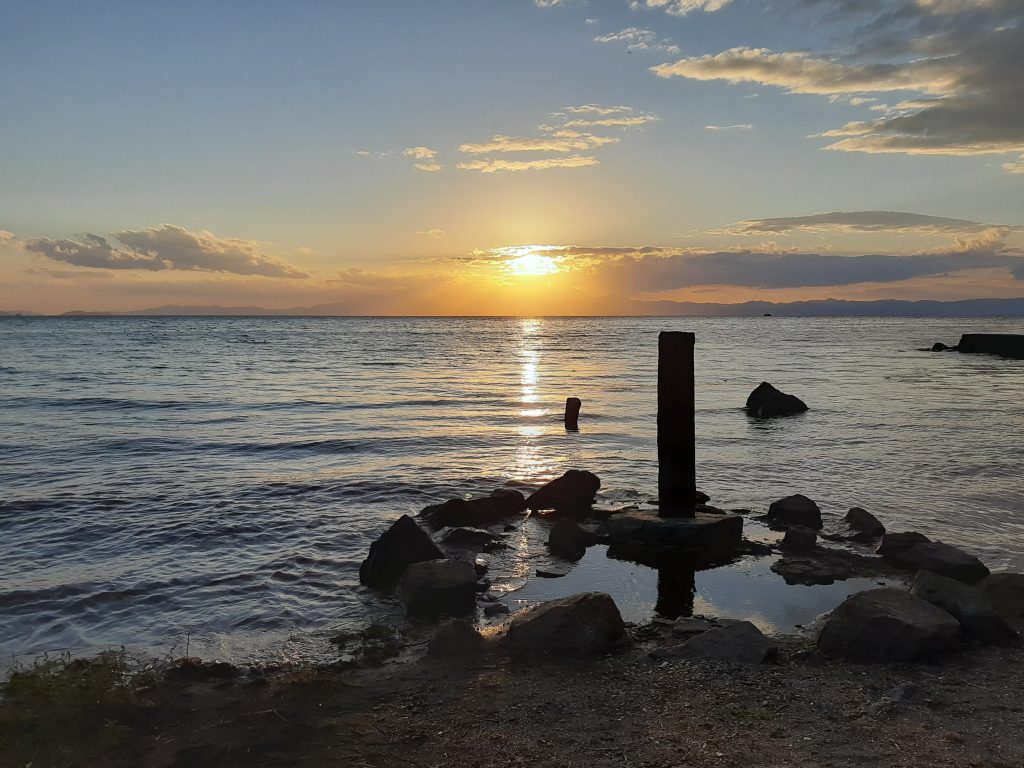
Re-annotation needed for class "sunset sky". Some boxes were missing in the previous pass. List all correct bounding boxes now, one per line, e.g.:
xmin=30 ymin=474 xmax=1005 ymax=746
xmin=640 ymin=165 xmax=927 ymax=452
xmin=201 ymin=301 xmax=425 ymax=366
xmin=2 ymin=0 xmax=1023 ymax=314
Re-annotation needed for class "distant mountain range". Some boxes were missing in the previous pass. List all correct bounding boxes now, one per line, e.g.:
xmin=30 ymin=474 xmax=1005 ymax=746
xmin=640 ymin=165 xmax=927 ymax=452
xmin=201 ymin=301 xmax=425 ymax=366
xmin=4 ymin=297 xmax=1024 ymax=317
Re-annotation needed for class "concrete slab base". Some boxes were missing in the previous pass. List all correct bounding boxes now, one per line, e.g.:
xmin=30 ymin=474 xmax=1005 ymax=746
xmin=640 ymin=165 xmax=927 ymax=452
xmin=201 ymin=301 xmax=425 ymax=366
xmin=606 ymin=511 xmax=743 ymax=549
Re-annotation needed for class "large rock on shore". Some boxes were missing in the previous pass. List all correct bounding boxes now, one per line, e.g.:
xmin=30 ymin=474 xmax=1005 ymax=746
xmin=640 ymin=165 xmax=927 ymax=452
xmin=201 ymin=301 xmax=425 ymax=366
xmin=419 ymin=489 xmax=526 ymax=529
xmin=359 ymin=515 xmax=445 ymax=590
xmin=526 ymin=470 xmax=601 ymax=514
xmin=651 ymin=621 xmax=775 ymax=664
xmin=427 ymin=619 xmax=487 ymax=659
xmin=981 ymin=573 xmax=1024 ymax=628
xmin=745 ymin=382 xmax=808 ymax=418
xmin=910 ymin=571 xmax=1019 ymax=644
xmin=844 ymin=507 xmax=885 ymax=541
xmin=817 ymin=588 xmax=961 ymax=661
xmin=767 ymin=494 xmax=823 ymax=530
xmin=547 ymin=518 xmax=590 ymax=560
xmin=397 ymin=559 xmax=478 ymax=619
xmin=877 ymin=533 xmax=989 ymax=584
xmin=505 ymin=592 xmax=627 ymax=655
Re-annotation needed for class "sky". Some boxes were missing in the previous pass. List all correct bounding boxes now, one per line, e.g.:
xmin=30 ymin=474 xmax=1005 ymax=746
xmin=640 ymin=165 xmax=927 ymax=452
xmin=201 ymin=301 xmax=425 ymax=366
xmin=1 ymin=0 xmax=1023 ymax=314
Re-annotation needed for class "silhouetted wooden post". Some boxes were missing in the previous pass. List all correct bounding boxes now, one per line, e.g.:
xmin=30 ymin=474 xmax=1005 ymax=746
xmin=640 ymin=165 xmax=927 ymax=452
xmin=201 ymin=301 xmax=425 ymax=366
xmin=564 ymin=397 xmax=581 ymax=431
xmin=658 ymin=331 xmax=696 ymax=517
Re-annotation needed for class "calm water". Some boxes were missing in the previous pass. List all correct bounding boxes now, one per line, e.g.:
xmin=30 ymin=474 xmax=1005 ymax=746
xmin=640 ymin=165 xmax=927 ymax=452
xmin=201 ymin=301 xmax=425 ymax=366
xmin=1 ymin=316 xmax=1022 ymax=663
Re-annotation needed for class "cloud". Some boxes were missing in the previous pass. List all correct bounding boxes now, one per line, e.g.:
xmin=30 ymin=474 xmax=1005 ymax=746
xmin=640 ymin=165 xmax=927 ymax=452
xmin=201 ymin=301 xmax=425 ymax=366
xmin=1004 ymin=156 xmax=1024 ymax=174
xmin=705 ymin=123 xmax=753 ymax=131
xmin=459 ymin=132 xmax=619 ymax=154
xmin=403 ymin=146 xmax=438 ymax=160
xmin=630 ymin=0 xmax=733 ymax=15
xmin=650 ymin=2 xmax=1024 ymax=167
xmin=559 ymin=113 xmax=658 ymax=129
xmin=730 ymin=211 xmax=1005 ymax=235
xmin=457 ymin=155 xmax=599 ymax=173
xmin=417 ymin=228 xmax=445 ymax=238
xmin=25 ymin=225 xmax=307 ymax=278
xmin=594 ymin=27 xmax=680 ymax=55
xmin=413 ymin=162 xmax=444 ymax=172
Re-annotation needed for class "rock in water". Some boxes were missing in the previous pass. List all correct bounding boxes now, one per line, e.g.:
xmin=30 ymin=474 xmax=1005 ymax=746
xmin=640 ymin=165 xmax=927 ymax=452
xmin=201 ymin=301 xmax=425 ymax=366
xmin=781 ymin=526 xmax=817 ymax=553
xmin=651 ymin=621 xmax=775 ymax=663
xmin=525 ymin=470 xmax=601 ymax=514
xmin=419 ymin=489 xmax=527 ymax=528
xmin=877 ymin=533 xmax=989 ymax=584
xmin=845 ymin=507 xmax=885 ymax=541
xmin=766 ymin=494 xmax=823 ymax=530
xmin=745 ymin=382 xmax=808 ymax=418
xmin=359 ymin=515 xmax=445 ymax=590
xmin=817 ymin=588 xmax=961 ymax=661
xmin=505 ymin=592 xmax=627 ymax=655
xmin=548 ymin=518 xmax=590 ymax=560
xmin=981 ymin=572 xmax=1024 ymax=628
xmin=427 ymin=619 xmax=487 ymax=659
xmin=910 ymin=570 xmax=1019 ymax=644
xmin=397 ymin=559 xmax=478 ymax=619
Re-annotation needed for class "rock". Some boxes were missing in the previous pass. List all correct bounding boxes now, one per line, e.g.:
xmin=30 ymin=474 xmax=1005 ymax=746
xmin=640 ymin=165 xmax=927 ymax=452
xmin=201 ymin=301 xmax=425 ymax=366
xmin=931 ymin=342 xmax=949 ymax=352
xmin=165 ymin=658 xmax=240 ymax=682
xmin=695 ymin=491 xmax=711 ymax=505
xmin=695 ymin=503 xmax=727 ymax=515
xmin=606 ymin=510 xmax=743 ymax=550
xmin=745 ymin=382 xmax=808 ymax=418
xmin=817 ymin=588 xmax=961 ymax=661
xmin=772 ymin=555 xmax=851 ymax=586
xmin=670 ymin=617 xmax=718 ymax=638
xmin=548 ymin=518 xmax=590 ymax=560
xmin=359 ymin=515 xmax=445 ymax=590
xmin=766 ymin=494 xmax=822 ymax=530
xmin=505 ymin=593 xmax=628 ymax=655
xmin=845 ymin=507 xmax=885 ymax=541
xmin=981 ymin=572 xmax=1024 ymax=627
xmin=419 ymin=490 xmax=526 ymax=529
xmin=956 ymin=333 xmax=1024 ymax=359
xmin=483 ymin=602 xmax=510 ymax=617
xmin=536 ymin=564 xmax=573 ymax=578
xmin=781 ymin=526 xmax=817 ymax=553
xmin=434 ymin=527 xmax=502 ymax=558
xmin=427 ymin=619 xmax=486 ymax=659
xmin=397 ymin=559 xmax=478 ymax=619
xmin=474 ymin=555 xmax=489 ymax=576
xmin=910 ymin=570 xmax=1019 ymax=644
xmin=652 ymin=621 xmax=775 ymax=663
xmin=525 ymin=470 xmax=601 ymax=514
xmin=878 ymin=535 xmax=990 ymax=584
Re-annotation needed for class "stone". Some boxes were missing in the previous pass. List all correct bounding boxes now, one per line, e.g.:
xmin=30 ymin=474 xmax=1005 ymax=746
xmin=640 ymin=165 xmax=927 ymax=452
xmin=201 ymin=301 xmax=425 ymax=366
xmin=651 ymin=621 xmax=775 ymax=663
xmin=845 ymin=507 xmax=885 ymax=541
xmin=766 ymin=494 xmax=822 ymax=530
xmin=817 ymin=588 xmax=961 ymax=661
xmin=548 ymin=518 xmax=590 ymax=560
xmin=536 ymin=564 xmax=573 ymax=578
xmin=564 ymin=397 xmax=582 ymax=431
xmin=397 ymin=559 xmax=478 ymax=620
xmin=956 ymin=333 xmax=1024 ymax=359
xmin=606 ymin=510 xmax=742 ymax=550
xmin=526 ymin=470 xmax=601 ymax=514
xmin=911 ymin=570 xmax=1019 ymax=644
xmin=981 ymin=572 xmax=1024 ymax=627
xmin=877 ymin=531 xmax=931 ymax=560
xmin=931 ymin=342 xmax=949 ymax=352
xmin=781 ymin=526 xmax=817 ymax=553
xmin=772 ymin=555 xmax=851 ymax=586
xmin=359 ymin=514 xmax=445 ymax=590
xmin=745 ymin=382 xmax=809 ymax=418
xmin=427 ymin=619 xmax=486 ymax=659
xmin=435 ymin=526 xmax=500 ymax=552
xmin=505 ymin=592 xmax=628 ymax=655
xmin=419 ymin=490 xmax=526 ymax=529
xmin=878 ymin=535 xmax=989 ymax=584
xmin=484 ymin=603 xmax=510 ymax=617
xmin=670 ymin=617 xmax=718 ymax=638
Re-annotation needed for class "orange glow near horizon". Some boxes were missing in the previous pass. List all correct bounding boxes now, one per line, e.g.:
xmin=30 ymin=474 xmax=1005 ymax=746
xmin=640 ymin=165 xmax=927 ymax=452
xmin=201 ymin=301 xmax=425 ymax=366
xmin=506 ymin=252 xmax=560 ymax=276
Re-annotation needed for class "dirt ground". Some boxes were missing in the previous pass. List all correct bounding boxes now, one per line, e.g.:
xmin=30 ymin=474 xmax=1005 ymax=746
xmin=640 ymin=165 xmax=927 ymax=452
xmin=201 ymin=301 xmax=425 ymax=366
xmin=5 ymin=629 xmax=1023 ymax=768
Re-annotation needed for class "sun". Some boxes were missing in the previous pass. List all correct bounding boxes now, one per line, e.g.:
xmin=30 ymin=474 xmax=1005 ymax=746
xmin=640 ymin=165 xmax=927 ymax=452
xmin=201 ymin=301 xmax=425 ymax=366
xmin=506 ymin=252 xmax=560 ymax=276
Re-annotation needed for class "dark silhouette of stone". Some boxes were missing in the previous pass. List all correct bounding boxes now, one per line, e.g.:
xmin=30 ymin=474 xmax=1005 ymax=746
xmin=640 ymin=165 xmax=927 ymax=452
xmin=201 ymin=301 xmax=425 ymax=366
xmin=745 ymin=382 xmax=809 ymax=418
xmin=931 ymin=342 xmax=949 ymax=352
xmin=845 ymin=507 xmax=885 ymax=541
xmin=505 ymin=592 xmax=627 ymax=655
xmin=817 ymin=588 xmax=961 ymax=661
xmin=606 ymin=510 xmax=743 ymax=550
xmin=981 ymin=572 xmax=1024 ymax=627
xmin=484 ymin=602 xmax=510 ymax=617
xmin=911 ymin=571 xmax=1019 ymax=644
xmin=877 ymin=533 xmax=989 ymax=584
xmin=427 ymin=618 xmax=487 ymax=659
xmin=651 ymin=621 xmax=775 ymax=663
xmin=419 ymin=489 xmax=526 ymax=528
xmin=781 ymin=526 xmax=817 ymax=553
xmin=658 ymin=331 xmax=697 ymax=516
xmin=957 ymin=333 xmax=1024 ymax=359
xmin=547 ymin=518 xmax=590 ymax=560
xmin=397 ymin=559 xmax=477 ymax=619
xmin=564 ymin=397 xmax=581 ymax=431
xmin=526 ymin=470 xmax=600 ymax=514
xmin=359 ymin=514 xmax=445 ymax=590
xmin=766 ymin=494 xmax=822 ymax=530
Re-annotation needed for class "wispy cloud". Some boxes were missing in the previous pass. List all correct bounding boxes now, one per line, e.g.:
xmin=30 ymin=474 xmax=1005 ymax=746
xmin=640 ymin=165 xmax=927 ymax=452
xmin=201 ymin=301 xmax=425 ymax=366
xmin=417 ymin=228 xmax=446 ymax=238
xmin=728 ymin=211 xmax=1007 ymax=235
xmin=456 ymin=155 xmax=600 ymax=173
xmin=594 ymin=27 xmax=679 ymax=55
xmin=705 ymin=123 xmax=753 ymax=131
xmin=630 ymin=0 xmax=733 ymax=16
xmin=459 ymin=132 xmax=619 ymax=154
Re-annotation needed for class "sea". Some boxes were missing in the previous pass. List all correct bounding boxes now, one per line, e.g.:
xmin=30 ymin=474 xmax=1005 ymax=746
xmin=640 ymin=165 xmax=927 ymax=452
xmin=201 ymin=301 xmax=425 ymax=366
xmin=1 ymin=316 xmax=1022 ymax=665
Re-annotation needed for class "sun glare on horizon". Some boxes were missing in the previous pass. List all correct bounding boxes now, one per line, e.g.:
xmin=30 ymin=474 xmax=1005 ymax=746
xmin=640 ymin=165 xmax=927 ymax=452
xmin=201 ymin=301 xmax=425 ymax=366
xmin=505 ymin=251 xmax=561 ymax=276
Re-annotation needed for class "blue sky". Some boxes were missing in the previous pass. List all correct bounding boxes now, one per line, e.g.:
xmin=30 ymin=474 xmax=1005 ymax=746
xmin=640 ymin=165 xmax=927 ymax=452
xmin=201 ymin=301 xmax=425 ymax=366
xmin=2 ymin=0 xmax=1023 ymax=313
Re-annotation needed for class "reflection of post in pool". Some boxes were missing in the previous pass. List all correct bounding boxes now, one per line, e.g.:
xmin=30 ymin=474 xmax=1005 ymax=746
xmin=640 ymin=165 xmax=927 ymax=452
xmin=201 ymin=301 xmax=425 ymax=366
xmin=655 ymin=563 xmax=697 ymax=620
xmin=564 ymin=397 xmax=581 ymax=431
xmin=657 ymin=331 xmax=696 ymax=518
